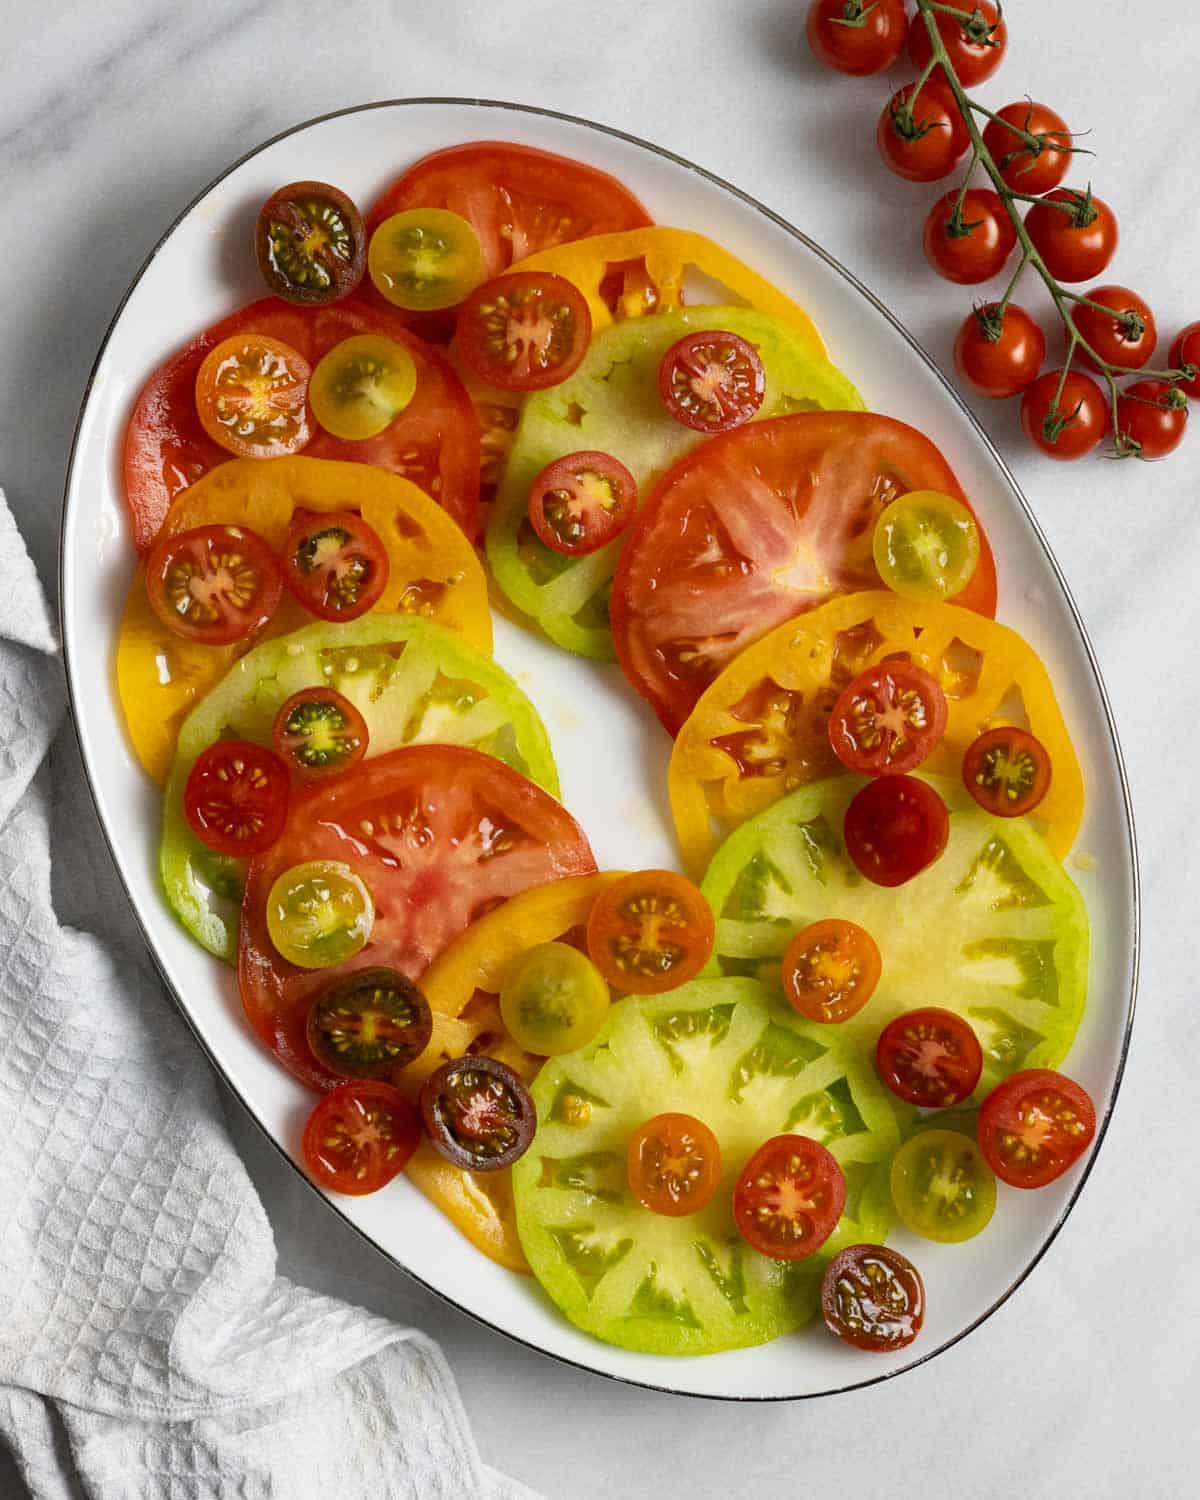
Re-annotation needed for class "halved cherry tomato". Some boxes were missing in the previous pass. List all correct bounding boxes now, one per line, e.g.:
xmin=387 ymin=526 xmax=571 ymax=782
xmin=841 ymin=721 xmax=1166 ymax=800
xmin=977 ymin=1068 xmax=1096 ymax=1188
xmin=890 ymin=1128 xmax=995 ymax=1242
xmin=908 ymin=0 xmax=1006 ymax=87
xmin=266 ymin=859 xmax=374 ymax=970
xmin=627 ymin=1112 xmax=722 ymax=1218
xmin=733 ymin=1134 xmax=846 ymax=1260
xmin=194 ymin=334 xmax=311 ymax=459
xmin=806 ymin=0 xmax=907 ymax=76
xmin=456 ymin=272 xmax=591 ymax=392
xmin=1025 ymin=190 xmax=1118 ymax=284
xmin=526 ymin=450 xmax=637 ymax=556
xmin=281 ymin=509 xmax=390 ymax=621
xmin=255 ymin=181 xmax=366 ymax=306
xmin=923 ymin=190 xmax=1015 ymax=285
xmin=782 ymin=918 xmax=881 ymax=1024
xmin=980 ymin=102 xmax=1072 ymax=195
xmin=302 ymin=1080 xmax=421 ymax=1195
xmin=843 ymin=775 xmax=949 ymax=887
xmin=309 ymin=334 xmax=417 ymax=441
xmin=144 ymin=523 xmax=282 ymax=646
xmin=876 ymin=82 xmax=968 ymax=184
xmin=498 ymin=941 xmax=610 ymax=1056
xmin=586 ymin=870 xmax=714 ymax=995
xmin=876 ymin=1007 xmax=983 ymax=1108
xmin=1115 ymin=380 xmax=1189 ymax=460
xmin=420 ymin=1055 xmax=536 ymax=1171
xmin=828 ymin=662 xmax=948 ymax=776
xmin=273 ymin=686 xmax=369 ymax=781
xmin=821 ymin=1243 xmax=925 ymax=1352
xmin=183 ymin=739 xmax=289 ymax=856
xmin=872 ymin=490 xmax=980 ymax=603
xmin=953 ymin=303 xmax=1046 ymax=399
xmin=962 ymin=726 xmax=1052 ymax=816
xmin=1168 ymin=321 xmax=1200 ymax=400
xmin=307 ymin=967 xmax=432 ymax=1079
xmin=658 ymin=330 xmax=766 ymax=433
xmin=1071 ymin=286 xmax=1157 ymax=373
xmin=368 ymin=208 xmax=483 ymax=311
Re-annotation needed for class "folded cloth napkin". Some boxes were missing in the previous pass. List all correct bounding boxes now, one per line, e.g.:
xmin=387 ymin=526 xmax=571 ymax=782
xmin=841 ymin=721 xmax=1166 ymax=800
xmin=0 ymin=489 xmax=538 ymax=1500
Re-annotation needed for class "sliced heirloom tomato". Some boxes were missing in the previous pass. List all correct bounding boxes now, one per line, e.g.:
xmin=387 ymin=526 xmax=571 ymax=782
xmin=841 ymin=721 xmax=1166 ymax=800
xmin=499 ymin=942 xmax=610 ymax=1056
xmin=872 ymin=489 xmax=981 ymax=603
xmin=273 ymin=687 xmax=369 ymax=781
xmin=183 ymin=740 xmax=289 ymax=857
xmin=782 ymin=918 xmax=882 ymax=1025
xmin=821 ymin=1243 xmax=925 ymax=1352
xmin=281 ymin=509 xmax=389 ymax=621
xmin=255 ymin=181 xmax=366 ymax=306
xmin=368 ymin=209 xmax=483 ymax=311
xmin=237 ymin=744 xmax=595 ymax=1091
xmin=875 ymin=1007 xmax=984 ymax=1108
xmin=828 ymin=662 xmax=948 ymax=776
xmin=456 ymin=272 xmax=591 ymax=392
xmin=526 ymin=450 xmax=637 ymax=557
xmin=266 ymin=860 xmax=374 ymax=970
xmin=669 ymin=591 xmax=1083 ymax=878
xmin=194 ymin=334 xmax=311 ymax=460
xmin=302 ymin=1081 xmax=420 ymax=1196
xmin=309 ymin=334 xmax=418 ymax=441
xmin=733 ymin=1134 xmax=846 ymax=1261
xmin=145 ymin=524 xmax=282 ymax=646
xmin=586 ymin=870 xmax=715 ymax=995
xmin=977 ymin=1068 xmax=1096 ymax=1188
xmin=627 ymin=1113 xmax=722 ymax=1217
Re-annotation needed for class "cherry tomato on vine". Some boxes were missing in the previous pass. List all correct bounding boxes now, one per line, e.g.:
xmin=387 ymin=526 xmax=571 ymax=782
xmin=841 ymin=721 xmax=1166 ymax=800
xmin=1024 ymin=189 xmax=1118 ymax=284
xmin=1115 ymin=380 xmax=1189 ymax=459
xmin=658 ymin=330 xmax=766 ymax=433
xmin=875 ymin=1007 xmax=983 ymax=1109
xmin=527 ymin=450 xmax=638 ymax=556
xmin=876 ymin=82 xmax=968 ymax=184
xmin=627 ymin=1113 xmax=722 ymax=1217
xmin=1168 ymin=322 xmax=1200 ymax=400
xmin=907 ymin=0 xmax=1006 ymax=87
xmin=962 ymin=726 xmax=1052 ymax=816
xmin=145 ymin=524 xmax=283 ymax=646
xmin=456 ymin=271 xmax=591 ymax=392
xmin=1019 ymin=369 xmax=1107 ymax=460
xmin=981 ymin=102 xmax=1073 ymax=195
xmin=273 ymin=686 xmax=369 ymax=780
xmin=821 ymin=1243 xmax=925 ymax=1352
xmin=255 ymin=181 xmax=366 ymax=306
xmin=194 ymin=334 xmax=312 ymax=459
xmin=420 ymin=1055 xmax=537 ymax=1171
xmin=828 ymin=661 xmax=948 ymax=776
xmin=977 ymin=1069 xmax=1096 ymax=1189
xmin=1071 ymin=286 xmax=1157 ymax=373
xmin=183 ymin=740 xmax=289 ymax=857
xmin=805 ymin=0 xmax=907 ymax=76
xmin=281 ymin=510 xmax=390 ymax=621
xmin=733 ymin=1135 xmax=846 ymax=1260
xmin=953 ymin=303 xmax=1046 ymax=398
xmin=923 ymin=189 xmax=1015 ymax=285
xmin=586 ymin=869 xmax=714 ymax=994
xmin=781 ymin=918 xmax=882 ymax=1025
xmin=302 ymin=1081 xmax=421 ymax=1196
xmin=843 ymin=775 xmax=949 ymax=888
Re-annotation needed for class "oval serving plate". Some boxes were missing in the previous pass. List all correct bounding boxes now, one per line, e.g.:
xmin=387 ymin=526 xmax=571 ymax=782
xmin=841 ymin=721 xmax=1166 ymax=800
xmin=61 ymin=99 xmax=1137 ymax=1401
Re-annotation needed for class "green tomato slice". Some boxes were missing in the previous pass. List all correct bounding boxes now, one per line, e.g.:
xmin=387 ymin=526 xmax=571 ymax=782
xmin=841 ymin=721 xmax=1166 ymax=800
xmin=890 ymin=1128 xmax=996 ymax=1243
xmin=160 ymin=613 xmax=558 ymax=963
xmin=512 ymin=977 xmax=899 ymax=1356
xmin=499 ymin=942 xmax=611 ymax=1056
xmin=485 ymin=305 xmax=864 ymax=661
xmin=700 ymin=774 xmax=1090 ymax=1100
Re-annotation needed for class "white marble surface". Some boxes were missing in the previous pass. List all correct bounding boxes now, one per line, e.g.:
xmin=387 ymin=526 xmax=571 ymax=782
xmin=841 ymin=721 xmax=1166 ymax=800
xmin=2 ymin=0 xmax=1196 ymax=1493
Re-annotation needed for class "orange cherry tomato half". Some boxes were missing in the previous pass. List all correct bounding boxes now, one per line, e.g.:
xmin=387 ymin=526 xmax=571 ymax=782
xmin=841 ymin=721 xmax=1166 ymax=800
xmin=527 ymin=449 xmax=638 ymax=556
xmin=828 ymin=661 xmax=948 ymax=777
xmin=585 ymin=869 xmax=715 ymax=995
xmin=875 ymin=1006 xmax=983 ymax=1109
xmin=843 ymin=775 xmax=950 ymax=888
xmin=821 ymin=1243 xmax=925 ymax=1352
xmin=194 ymin=333 xmax=312 ymax=459
xmin=626 ymin=1112 xmax=722 ymax=1217
xmin=733 ymin=1134 xmax=846 ymax=1261
xmin=182 ymin=739 xmax=289 ymax=857
xmin=456 ymin=271 xmax=591 ymax=392
xmin=144 ymin=523 xmax=283 ymax=646
xmin=658 ymin=329 xmax=766 ymax=433
xmin=962 ymin=726 xmax=1052 ymax=817
xmin=977 ymin=1068 xmax=1096 ymax=1189
xmin=272 ymin=686 xmax=369 ymax=781
xmin=782 ymin=918 xmax=882 ymax=1025
xmin=301 ymin=1080 xmax=421 ymax=1196
xmin=281 ymin=509 xmax=390 ymax=621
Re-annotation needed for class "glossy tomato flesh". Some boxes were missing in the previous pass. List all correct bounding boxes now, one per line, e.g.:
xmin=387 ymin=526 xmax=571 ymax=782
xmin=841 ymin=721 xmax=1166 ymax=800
xmin=527 ymin=450 xmax=637 ymax=556
xmin=586 ymin=869 xmax=714 ymax=995
xmin=306 ymin=967 xmax=432 ymax=1079
xmin=782 ymin=918 xmax=881 ymax=1024
xmin=962 ymin=726 xmax=1052 ymax=816
xmin=828 ymin=661 xmax=948 ymax=776
xmin=821 ymin=1243 xmax=925 ymax=1352
xmin=255 ymin=180 xmax=366 ymax=306
xmin=733 ymin=1134 xmax=846 ymax=1260
xmin=183 ymin=740 xmax=289 ymax=858
xmin=875 ymin=1007 xmax=983 ymax=1108
xmin=420 ymin=1055 xmax=536 ymax=1171
xmin=977 ymin=1068 xmax=1096 ymax=1188
xmin=843 ymin=775 xmax=949 ymax=887
xmin=456 ymin=272 xmax=591 ymax=392
xmin=281 ymin=509 xmax=390 ymax=621
xmin=302 ymin=1080 xmax=420 ymax=1194
xmin=144 ymin=523 xmax=282 ymax=646
xmin=658 ymin=330 xmax=766 ymax=433
xmin=627 ymin=1112 xmax=722 ymax=1217
xmin=194 ymin=334 xmax=312 ymax=460
xmin=273 ymin=686 xmax=369 ymax=780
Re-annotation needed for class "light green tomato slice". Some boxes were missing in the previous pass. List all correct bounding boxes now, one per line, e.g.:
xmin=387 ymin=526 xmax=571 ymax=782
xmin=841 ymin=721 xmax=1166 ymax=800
xmin=701 ymin=774 xmax=1090 ymax=1100
xmin=160 ymin=613 xmax=558 ymax=963
xmin=512 ymin=977 xmax=899 ymax=1356
xmin=486 ymin=306 xmax=863 ymax=661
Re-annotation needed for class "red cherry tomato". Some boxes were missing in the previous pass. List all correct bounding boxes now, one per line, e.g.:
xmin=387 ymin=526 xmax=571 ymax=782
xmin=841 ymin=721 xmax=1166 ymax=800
xmin=627 ymin=1113 xmax=722 ymax=1217
xmin=876 ymin=82 xmax=968 ymax=184
xmin=962 ymin=726 xmax=1052 ymax=816
xmin=981 ymin=102 xmax=1073 ymax=195
xmin=194 ymin=334 xmax=312 ymax=460
xmin=907 ymin=0 xmax=1006 ymax=87
xmin=875 ymin=1007 xmax=984 ymax=1108
xmin=183 ymin=740 xmax=289 ymax=856
xmin=828 ymin=661 xmax=948 ymax=776
xmin=281 ymin=509 xmax=390 ymax=621
xmin=1114 ymin=379 xmax=1189 ymax=459
xmin=658 ymin=330 xmax=766 ymax=434
xmin=586 ymin=869 xmax=714 ymax=995
xmin=1025 ymin=190 xmax=1118 ymax=284
xmin=733 ymin=1135 xmax=846 ymax=1261
xmin=953 ymin=303 xmax=1046 ymax=399
xmin=456 ymin=271 xmax=591 ymax=392
xmin=1168 ymin=321 xmax=1200 ymax=400
xmin=1020 ymin=369 xmax=1107 ymax=460
xmin=1071 ymin=286 xmax=1157 ymax=373
xmin=806 ymin=0 xmax=907 ymax=76
xmin=923 ymin=190 xmax=1015 ymax=285
xmin=782 ymin=918 xmax=882 ymax=1025
xmin=301 ymin=1081 xmax=421 ymax=1196
xmin=977 ymin=1069 xmax=1096 ymax=1189
xmin=272 ymin=686 xmax=369 ymax=781
xmin=144 ymin=523 xmax=282 ymax=646
xmin=843 ymin=775 xmax=950 ymax=888
xmin=527 ymin=450 xmax=638 ymax=556
xmin=821 ymin=1243 xmax=925 ymax=1352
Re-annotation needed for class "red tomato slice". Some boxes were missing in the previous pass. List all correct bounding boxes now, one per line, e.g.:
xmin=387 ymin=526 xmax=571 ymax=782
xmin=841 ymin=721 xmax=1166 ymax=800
xmin=962 ymin=726 xmax=1052 ymax=816
xmin=527 ymin=450 xmax=638 ymax=556
xmin=843 ymin=775 xmax=950 ymax=888
xmin=238 ymin=744 xmax=596 ymax=1091
xmin=611 ymin=413 xmax=998 ymax=735
xmin=184 ymin=740 xmax=290 ymax=857
xmin=145 ymin=523 xmax=282 ymax=646
xmin=875 ymin=1007 xmax=983 ymax=1108
xmin=627 ymin=1112 xmax=722 ymax=1217
xmin=977 ymin=1069 xmax=1096 ymax=1189
xmin=658 ymin=330 xmax=766 ymax=433
xmin=733 ymin=1134 xmax=846 ymax=1260
xmin=281 ymin=509 xmax=390 ymax=621
xmin=456 ymin=272 xmax=591 ymax=393
xmin=829 ymin=662 xmax=948 ymax=776
xmin=123 ymin=296 xmax=480 ymax=554
xmin=301 ymin=1081 xmax=421 ymax=1195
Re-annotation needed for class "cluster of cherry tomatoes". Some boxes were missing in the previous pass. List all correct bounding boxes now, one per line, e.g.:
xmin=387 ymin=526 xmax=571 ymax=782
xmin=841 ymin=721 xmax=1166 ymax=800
xmin=806 ymin=0 xmax=1196 ymax=460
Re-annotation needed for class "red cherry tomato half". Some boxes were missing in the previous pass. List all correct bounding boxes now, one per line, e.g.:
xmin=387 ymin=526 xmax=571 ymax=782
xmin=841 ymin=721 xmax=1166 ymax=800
xmin=658 ymin=330 xmax=766 ymax=434
xmin=586 ymin=869 xmax=715 ymax=995
xmin=962 ymin=726 xmax=1052 ymax=816
xmin=806 ymin=0 xmax=907 ymax=76
xmin=733 ymin=1134 xmax=846 ymax=1261
xmin=953 ymin=303 xmax=1046 ymax=399
xmin=1025 ymin=190 xmax=1118 ymax=285
xmin=194 ymin=333 xmax=312 ymax=460
xmin=301 ymin=1080 xmax=421 ymax=1196
xmin=828 ymin=661 xmax=948 ymax=776
xmin=876 ymin=82 xmax=968 ymax=184
xmin=981 ymin=102 xmax=1073 ymax=195
xmin=1168 ymin=321 xmax=1200 ymax=400
xmin=627 ymin=1112 xmax=722 ymax=1217
xmin=527 ymin=450 xmax=638 ymax=556
xmin=843 ymin=775 xmax=950 ymax=888
xmin=272 ymin=686 xmax=369 ymax=781
xmin=144 ymin=523 xmax=283 ymax=646
xmin=821 ymin=1243 xmax=925 ymax=1352
xmin=183 ymin=739 xmax=289 ymax=857
xmin=907 ymin=0 xmax=1006 ymax=87
xmin=923 ymin=189 xmax=1015 ymax=285
xmin=1115 ymin=379 xmax=1189 ymax=460
xmin=782 ymin=918 xmax=882 ymax=1025
xmin=456 ymin=271 xmax=591 ymax=392
xmin=420 ymin=1055 xmax=537 ymax=1171
xmin=977 ymin=1068 xmax=1096 ymax=1189
xmin=876 ymin=1007 xmax=984 ymax=1109
xmin=281 ymin=509 xmax=390 ymax=621
xmin=1072 ymin=286 xmax=1157 ymax=374
xmin=1019 ymin=369 xmax=1107 ymax=461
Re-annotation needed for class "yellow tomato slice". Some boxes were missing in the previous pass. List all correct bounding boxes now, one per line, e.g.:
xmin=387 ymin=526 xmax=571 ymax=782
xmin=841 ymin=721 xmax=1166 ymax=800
xmin=669 ymin=591 xmax=1084 ymax=877
xmin=117 ymin=456 xmax=491 ymax=784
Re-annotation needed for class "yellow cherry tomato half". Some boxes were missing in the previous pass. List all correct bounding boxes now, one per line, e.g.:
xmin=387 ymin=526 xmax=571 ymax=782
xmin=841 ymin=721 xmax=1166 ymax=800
xmin=266 ymin=859 xmax=373 ymax=970
xmin=309 ymin=334 xmax=418 ymax=441
xmin=499 ymin=941 xmax=610 ymax=1057
xmin=890 ymin=1128 xmax=996 ymax=1244
xmin=368 ymin=208 xmax=484 ymax=311
xmin=873 ymin=490 xmax=981 ymax=603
